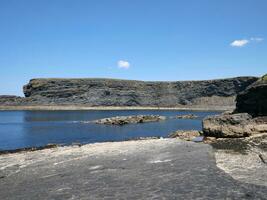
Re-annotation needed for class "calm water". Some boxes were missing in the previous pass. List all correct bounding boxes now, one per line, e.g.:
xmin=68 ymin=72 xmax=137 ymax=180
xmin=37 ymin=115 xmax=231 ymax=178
xmin=0 ymin=110 xmax=220 ymax=150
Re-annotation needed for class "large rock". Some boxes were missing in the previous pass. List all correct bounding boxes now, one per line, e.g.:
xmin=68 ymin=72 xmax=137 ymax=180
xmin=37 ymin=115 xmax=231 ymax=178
xmin=20 ymin=77 xmax=257 ymax=107
xmin=235 ymin=74 xmax=267 ymax=116
xmin=203 ymin=113 xmax=267 ymax=138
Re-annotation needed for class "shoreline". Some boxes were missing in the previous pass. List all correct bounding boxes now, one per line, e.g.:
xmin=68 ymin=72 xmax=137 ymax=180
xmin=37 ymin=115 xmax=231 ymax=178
xmin=1 ymin=138 xmax=266 ymax=199
xmin=0 ymin=137 xmax=161 ymax=155
xmin=0 ymin=105 xmax=233 ymax=111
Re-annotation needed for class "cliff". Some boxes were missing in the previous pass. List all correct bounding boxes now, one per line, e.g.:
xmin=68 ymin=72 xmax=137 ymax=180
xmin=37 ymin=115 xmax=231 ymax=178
xmin=235 ymin=74 xmax=267 ymax=116
xmin=14 ymin=76 xmax=257 ymax=108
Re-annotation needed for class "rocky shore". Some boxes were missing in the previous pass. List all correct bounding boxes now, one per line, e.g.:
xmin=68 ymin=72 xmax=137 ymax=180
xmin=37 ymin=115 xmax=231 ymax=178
xmin=0 ymin=75 xmax=266 ymax=199
xmin=198 ymin=75 xmax=267 ymax=187
xmin=202 ymin=75 xmax=267 ymax=138
xmin=164 ymin=74 xmax=267 ymax=188
xmin=1 ymin=139 xmax=266 ymax=199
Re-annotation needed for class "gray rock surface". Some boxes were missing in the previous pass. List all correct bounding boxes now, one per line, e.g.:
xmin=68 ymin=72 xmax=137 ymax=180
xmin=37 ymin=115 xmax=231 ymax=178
xmin=210 ymin=133 xmax=267 ymax=186
xmin=235 ymin=74 xmax=267 ymax=116
xmin=0 ymin=139 xmax=266 ymax=199
xmin=12 ymin=76 xmax=257 ymax=107
xmin=203 ymin=113 xmax=267 ymax=138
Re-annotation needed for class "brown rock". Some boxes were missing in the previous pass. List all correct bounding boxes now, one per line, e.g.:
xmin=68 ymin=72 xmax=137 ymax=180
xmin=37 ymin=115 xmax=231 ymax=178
xmin=203 ymin=113 xmax=267 ymax=138
xmin=169 ymin=130 xmax=200 ymax=141
xmin=204 ymin=137 xmax=217 ymax=144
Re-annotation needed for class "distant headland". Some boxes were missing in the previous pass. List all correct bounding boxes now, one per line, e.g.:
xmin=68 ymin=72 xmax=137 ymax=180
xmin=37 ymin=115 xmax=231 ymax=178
xmin=0 ymin=76 xmax=258 ymax=110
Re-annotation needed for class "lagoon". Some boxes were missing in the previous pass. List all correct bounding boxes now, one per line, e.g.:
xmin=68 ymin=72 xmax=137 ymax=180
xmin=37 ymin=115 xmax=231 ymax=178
xmin=0 ymin=110 xmax=220 ymax=150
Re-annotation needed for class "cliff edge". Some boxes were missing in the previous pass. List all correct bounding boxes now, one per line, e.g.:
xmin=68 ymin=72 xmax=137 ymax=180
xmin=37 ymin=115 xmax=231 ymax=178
xmin=19 ymin=77 xmax=257 ymax=108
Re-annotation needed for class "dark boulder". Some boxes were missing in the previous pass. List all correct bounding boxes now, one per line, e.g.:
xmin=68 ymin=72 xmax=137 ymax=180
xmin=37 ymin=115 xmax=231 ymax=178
xmin=235 ymin=74 xmax=267 ymax=117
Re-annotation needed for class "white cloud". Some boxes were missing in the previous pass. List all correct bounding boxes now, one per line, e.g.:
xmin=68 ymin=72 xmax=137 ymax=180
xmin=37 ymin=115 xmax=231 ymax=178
xmin=250 ymin=37 xmax=264 ymax=42
xmin=230 ymin=37 xmax=264 ymax=47
xmin=230 ymin=39 xmax=249 ymax=47
xmin=117 ymin=60 xmax=130 ymax=69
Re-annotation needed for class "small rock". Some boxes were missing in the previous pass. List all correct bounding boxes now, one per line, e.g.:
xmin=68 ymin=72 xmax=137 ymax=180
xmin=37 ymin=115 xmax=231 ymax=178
xmin=175 ymin=114 xmax=198 ymax=119
xmin=203 ymin=137 xmax=217 ymax=144
xmin=169 ymin=130 xmax=201 ymax=141
xmin=192 ymin=136 xmax=205 ymax=142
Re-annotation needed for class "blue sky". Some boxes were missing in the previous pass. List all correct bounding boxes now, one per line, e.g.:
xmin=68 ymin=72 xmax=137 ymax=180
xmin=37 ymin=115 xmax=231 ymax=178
xmin=0 ymin=0 xmax=266 ymax=96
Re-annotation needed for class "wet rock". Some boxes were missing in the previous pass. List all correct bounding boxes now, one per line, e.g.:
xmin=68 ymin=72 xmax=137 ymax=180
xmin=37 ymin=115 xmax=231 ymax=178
xmin=203 ymin=113 xmax=267 ymax=138
xmin=93 ymin=115 xmax=166 ymax=125
xmin=175 ymin=114 xmax=198 ymax=119
xmin=169 ymin=130 xmax=201 ymax=141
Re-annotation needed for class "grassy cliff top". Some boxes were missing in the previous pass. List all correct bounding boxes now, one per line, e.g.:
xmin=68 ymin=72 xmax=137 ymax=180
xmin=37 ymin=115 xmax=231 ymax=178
xmin=262 ymin=74 xmax=267 ymax=81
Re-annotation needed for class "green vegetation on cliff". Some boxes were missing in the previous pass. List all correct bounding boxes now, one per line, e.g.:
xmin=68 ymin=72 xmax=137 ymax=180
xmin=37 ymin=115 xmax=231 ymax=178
xmin=261 ymin=74 xmax=267 ymax=81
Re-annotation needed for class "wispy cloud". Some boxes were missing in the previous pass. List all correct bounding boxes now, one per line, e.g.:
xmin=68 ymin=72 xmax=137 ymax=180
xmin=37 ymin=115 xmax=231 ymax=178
xmin=117 ymin=60 xmax=130 ymax=69
xmin=230 ymin=37 xmax=264 ymax=47
xmin=250 ymin=37 xmax=264 ymax=42
xmin=230 ymin=39 xmax=249 ymax=47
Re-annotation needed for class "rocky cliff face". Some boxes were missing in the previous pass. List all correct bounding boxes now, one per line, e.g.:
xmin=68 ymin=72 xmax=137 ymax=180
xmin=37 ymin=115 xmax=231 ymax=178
xmin=235 ymin=75 xmax=267 ymax=116
xmin=203 ymin=75 xmax=267 ymax=138
xmin=18 ymin=77 xmax=257 ymax=107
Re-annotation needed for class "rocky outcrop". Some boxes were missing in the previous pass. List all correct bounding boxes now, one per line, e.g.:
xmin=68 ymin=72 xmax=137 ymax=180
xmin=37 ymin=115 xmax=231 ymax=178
xmin=17 ymin=77 xmax=257 ymax=107
xmin=91 ymin=115 xmax=166 ymax=125
xmin=235 ymin=74 xmax=267 ymax=116
xmin=202 ymin=75 xmax=267 ymax=138
xmin=203 ymin=113 xmax=267 ymax=138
